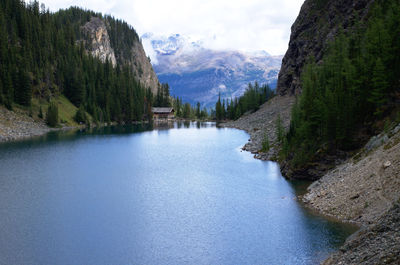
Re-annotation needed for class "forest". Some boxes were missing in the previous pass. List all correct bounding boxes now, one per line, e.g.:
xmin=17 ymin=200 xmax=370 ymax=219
xmin=0 ymin=0 xmax=154 ymax=125
xmin=215 ymin=82 xmax=275 ymax=121
xmin=282 ymin=0 xmax=400 ymax=167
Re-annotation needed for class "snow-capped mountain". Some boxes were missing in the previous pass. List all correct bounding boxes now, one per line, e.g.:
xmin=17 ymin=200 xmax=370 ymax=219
xmin=142 ymin=33 xmax=283 ymax=107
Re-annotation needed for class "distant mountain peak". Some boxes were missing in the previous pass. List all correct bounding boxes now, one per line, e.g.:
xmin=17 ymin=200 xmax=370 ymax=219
xmin=142 ymin=33 xmax=203 ymax=56
xmin=142 ymin=33 xmax=282 ymax=107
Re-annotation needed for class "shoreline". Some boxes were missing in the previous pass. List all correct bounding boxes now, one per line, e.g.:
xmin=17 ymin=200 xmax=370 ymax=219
xmin=0 ymin=106 xmax=55 ymax=143
xmin=0 ymin=106 xmax=152 ymax=144
xmin=220 ymin=95 xmax=295 ymax=160
xmin=221 ymin=96 xmax=400 ymax=264
xmin=3 ymin=104 xmax=399 ymax=263
xmin=0 ymin=107 xmax=215 ymax=144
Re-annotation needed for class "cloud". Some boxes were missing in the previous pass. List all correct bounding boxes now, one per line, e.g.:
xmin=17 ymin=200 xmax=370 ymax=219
xmin=141 ymin=38 xmax=159 ymax=65
xmin=39 ymin=0 xmax=304 ymax=55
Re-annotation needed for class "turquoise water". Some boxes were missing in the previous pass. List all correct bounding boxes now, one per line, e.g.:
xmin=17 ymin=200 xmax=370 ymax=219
xmin=0 ymin=122 xmax=355 ymax=265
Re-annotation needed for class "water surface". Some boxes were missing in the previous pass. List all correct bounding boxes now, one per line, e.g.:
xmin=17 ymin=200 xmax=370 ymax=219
xmin=0 ymin=122 xmax=355 ymax=265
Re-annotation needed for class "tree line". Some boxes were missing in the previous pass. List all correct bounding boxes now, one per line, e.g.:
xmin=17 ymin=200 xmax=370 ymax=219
xmin=282 ymin=0 xmax=400 ymax=167
xmin=215 ymin=82 xmax=275 ymax=121
xmin=172 ymin=97 xmax=208 ymax=120
xmin=0 ymin=0 xmax=153 ymax=126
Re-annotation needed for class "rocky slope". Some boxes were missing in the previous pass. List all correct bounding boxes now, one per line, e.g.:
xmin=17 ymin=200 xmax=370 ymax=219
xmin=0 ymin=106 xmax=52 ymax=142
xmin=128 ymin=39 xmax=160 ymax=94
xmin=277 ymin=0 xmax=374 ymax=95
xmin=82 ymin=17 xmax=159 ymax=94
xmin=82 ymin=17 xmax=117 ymax=67
xmin=301 ymin=123 xmax=400 ymax=264
xmin=142 ymin=33 xmax=282 ymax=107
xmin=224 ymin=0 xmax=400 ymax=263
xmin=221 ymin=95 xmax=294 ymax=158
xmin=323 ymin=200 xmax=400 ymax=265
xmin=303 ymin=124 xmax=400 ymax=225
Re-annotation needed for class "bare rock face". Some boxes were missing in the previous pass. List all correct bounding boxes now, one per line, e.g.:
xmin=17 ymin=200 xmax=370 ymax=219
xmin=82 ymin=17 xmax=117 ymax=67
xmin=277 ymin=0 xmax=374 ymax=96
xmin=82 ymin=17 xmax=159 ymax=94
xmin=127 ymin=39 xmax=160 ymax=94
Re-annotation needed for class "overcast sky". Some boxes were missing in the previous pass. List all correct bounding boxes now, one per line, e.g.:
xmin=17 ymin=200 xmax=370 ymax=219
xmin=39 ymin=0 xmax=304 ymax=55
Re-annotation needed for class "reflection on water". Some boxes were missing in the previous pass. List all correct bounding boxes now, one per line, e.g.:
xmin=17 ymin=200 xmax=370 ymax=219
xmin=0 ymin=122 xmax=356 ymax=265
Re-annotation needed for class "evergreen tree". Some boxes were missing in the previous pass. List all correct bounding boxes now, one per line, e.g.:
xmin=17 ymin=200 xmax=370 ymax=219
xmin=15 ymin=70 xmax=31 ymax=106
xmin=38 ymin=105 xmax=43 ymax=119
xmin=215 ymin=93 xmax=222 ymax=121
xmin=275 ymin=115 xmax=285 ymax=144
xmin=369 ymin=58 xmax=389 ymax=116
xmin=195 ymin=102 xmax=201 ymax=119
xmin=46 ymin=101 xmax=58 ymax=127
xmin=182 ymin=103 xmax=191 ymax=119
xmin=0 ymin=1 xmax=154 ymax=124
xmin=74 ymin=104 xmax=88 ymax=124
xmin=283 ymin=0 xmax=400 ymax=167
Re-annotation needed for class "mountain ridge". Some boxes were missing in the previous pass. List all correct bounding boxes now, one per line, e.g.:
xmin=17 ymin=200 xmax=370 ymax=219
xmin=143 ymin=33 xmax=282 ymax=107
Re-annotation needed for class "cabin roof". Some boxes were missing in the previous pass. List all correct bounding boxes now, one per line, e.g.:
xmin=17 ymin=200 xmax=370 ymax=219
xmin=152 ymin=107 xmax=174 ymax=114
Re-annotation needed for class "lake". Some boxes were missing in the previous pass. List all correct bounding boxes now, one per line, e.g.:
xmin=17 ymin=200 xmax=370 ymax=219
xmin=0 ymin=122 xmax=355 ymax=265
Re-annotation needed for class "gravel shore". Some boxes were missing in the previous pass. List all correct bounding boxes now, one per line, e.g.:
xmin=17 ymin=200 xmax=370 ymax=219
xmin=3 ymin=101 xmax=399 ymax=264
xmin=302 ymin=125 xmax=400 ymax=226
xmin=304 ymin=124 xmax=400 ymax=264
xmin=221 ymin=95 xmax=295 ymax=160
xmin=0 ymin=106 xmax=53 ymax=142
xmin=323 ymin=199 xmax=400 ymax=265
xmin=223 ymin=96 xmax=400 ymax=264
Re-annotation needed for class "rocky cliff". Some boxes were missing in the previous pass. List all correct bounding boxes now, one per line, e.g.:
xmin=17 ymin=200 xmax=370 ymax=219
xmin=277 ymin=0 xmax=374 ymax=95
xmin=126 ymin=39 xmax=160 ymax=94
xmin=226 ymin=0 xmax=400 ymax=263
xmin=82 ymin=17 xmax=117 ymax=67
xmin=82 ymin=17 xmax=159 ymax=94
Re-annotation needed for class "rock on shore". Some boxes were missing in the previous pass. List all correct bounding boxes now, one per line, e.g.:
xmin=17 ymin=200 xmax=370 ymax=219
xmin=221 ymin=95 xmax=295 ymax=159
xmin=302 ymin=126 xmax=400 ymax=225
xmin=323 ymin=200 xmax=400 ymax=265
xmin=223 ymin=97 xmax=400 ymax=264
xmin=0 ymin=106 xmax=52 ymax=142
xmin=302 ymin=124 xmax=400 ymax=264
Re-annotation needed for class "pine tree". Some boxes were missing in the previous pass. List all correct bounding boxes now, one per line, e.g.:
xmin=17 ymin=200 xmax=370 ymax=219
xmin=15 ymin=70 xmax=31 ymax=106
xmin=215 ymin=93 xmax=222 ymax=121
xmin=46 ymin=101 xmax=58 ymax=127
xmin=38 ymin=105 xmax=43 ymax=118
xmin=74 ymin=104 xmax=87 ymax=124
xmin=195 ymin=102 xmax=201 ymax=119
xmin=369 ymin=58 xmax=389 ymax=116
xmin=183 ymin=103 xmax=191 ymax=119
xmin=275 ymin=115 xmax=285 ymax=144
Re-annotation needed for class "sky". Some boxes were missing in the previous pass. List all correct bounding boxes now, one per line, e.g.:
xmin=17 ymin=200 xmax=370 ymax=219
xmin=39 ymin=0 xmax=304 ymax=56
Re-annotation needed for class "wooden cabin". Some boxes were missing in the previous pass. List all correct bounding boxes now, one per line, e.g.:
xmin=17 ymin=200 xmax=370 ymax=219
xmin=152 ymin=107 xmax=175 ymax=121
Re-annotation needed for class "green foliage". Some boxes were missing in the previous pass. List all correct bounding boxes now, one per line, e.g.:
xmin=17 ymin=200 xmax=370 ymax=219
xmin=38 ymin=105 xmax=43 ymax=119
xmin=0 ymin=0 xmax=153 ymax=123
xmin=74 ymin=104 xmax=88 ymax=124
xmin=284 ymin=0 xmax=400 ymax=168
xmin=154 ymin=83 xmax=171 ymax=107
xmin=15 ymin=70 xmax=31 ymax=106
xmin=173 ymin=96 xmax=182 ymax=117
xmin=46 ymin=101 xmax=58 ymax=127
xmin=195 ymin=102 xmax=201 ymax=118
xmin=383 ymin=119 xmax=392 ymax=135
xmin=172 ymin=97 xmax=208 ymax=120
xmin=275 ymin=115 xmax=285 ymax=144
xmin=215 ymin=93 xmax=223 ymax=121
xmin=182 ymin=103 xmax=191 ymax=119
xmin=261 ymin=133 xmax=270 ymax=152
xmin=214 ymin=82 xmax=275 ymax=121
xmin=369 ymin=58 xmax=389 ymax=116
